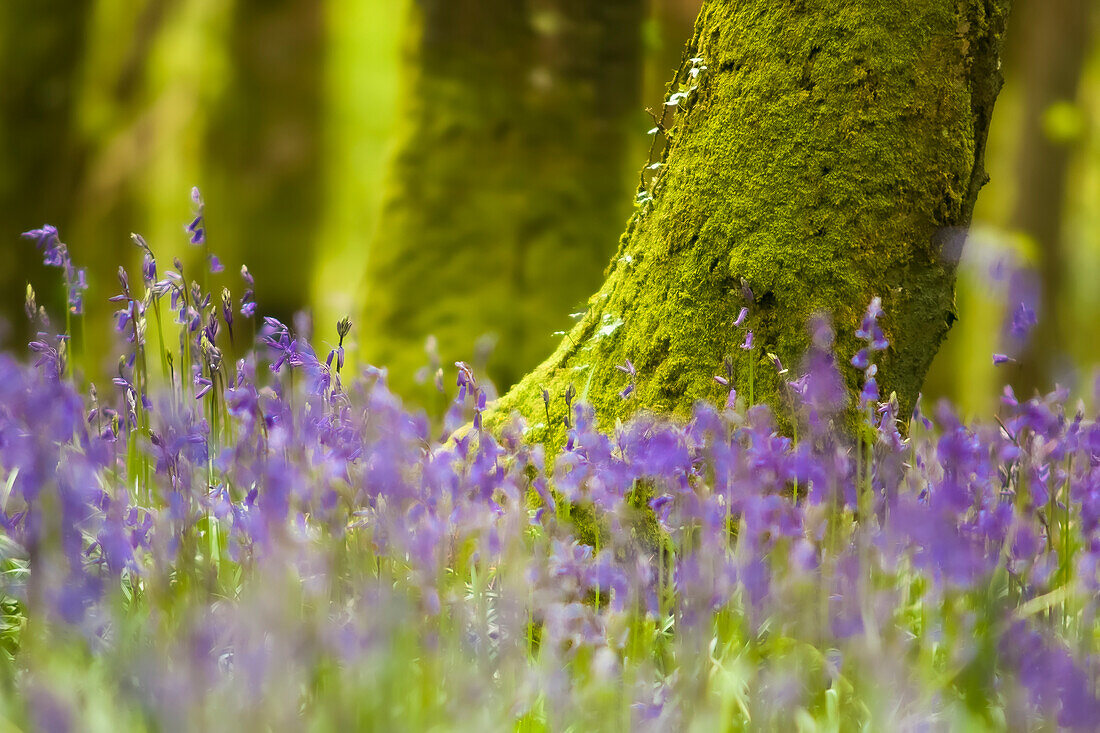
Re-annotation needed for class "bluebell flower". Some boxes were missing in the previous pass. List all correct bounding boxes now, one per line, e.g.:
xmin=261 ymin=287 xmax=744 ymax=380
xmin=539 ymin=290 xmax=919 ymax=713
xmin=187 ymin=186 xmax=206 ymax=245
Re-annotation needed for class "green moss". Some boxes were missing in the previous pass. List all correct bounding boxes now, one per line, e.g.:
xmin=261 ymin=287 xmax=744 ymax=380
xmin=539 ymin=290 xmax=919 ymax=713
xmin=488 ymin=0 xmax=1010 ymax=449
xmin=545 ymin=481 xmax=666 ymax=554
xmin=361 ymin=0 xmax=645 ymax=414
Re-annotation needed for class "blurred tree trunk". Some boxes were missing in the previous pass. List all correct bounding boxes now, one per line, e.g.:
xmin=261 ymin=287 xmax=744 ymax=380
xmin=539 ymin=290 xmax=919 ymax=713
xmin=66 ymin=0 xmax=177 ymax=373
xmin=491 ymin=0 xmax=1010 ymax=444
xmin=361 ymin=0 xmax=645 ymax=409
xmin=0 ymin=0 xmax=94 ymax=347
xmin=205 ymin=0 xmax=324 ymax=327
xmin=1011 ymin=0 xmax=1094 ymax=393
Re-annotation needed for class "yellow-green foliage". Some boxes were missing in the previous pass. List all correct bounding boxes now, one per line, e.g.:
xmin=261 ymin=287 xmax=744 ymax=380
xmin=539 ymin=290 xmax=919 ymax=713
xmin=489 ymin=0 xmax=1010 ymax=449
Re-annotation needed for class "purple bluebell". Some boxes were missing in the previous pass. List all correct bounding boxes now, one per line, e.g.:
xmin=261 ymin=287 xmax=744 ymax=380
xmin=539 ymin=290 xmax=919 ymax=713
xmin=21 ymin=225 xmax=88 ymax=314
xmin=187 ymin=186 xmax=206 ymax=245
xmin=855 ymin=297 xmax=886 ymax=349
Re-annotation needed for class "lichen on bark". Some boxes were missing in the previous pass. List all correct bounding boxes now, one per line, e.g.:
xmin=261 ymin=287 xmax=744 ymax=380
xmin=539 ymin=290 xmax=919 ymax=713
xmin=360 ymin=0 xmax=645 ymax=414
xmin=488 ymin=0 xmax=1011 ymax=448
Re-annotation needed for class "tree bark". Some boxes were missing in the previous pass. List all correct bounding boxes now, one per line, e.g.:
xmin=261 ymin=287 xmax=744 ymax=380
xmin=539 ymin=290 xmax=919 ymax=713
xmin=360 ymin=0 xmax=645 ymax=409
xmin=490 ymin=0 xmax=1011 ymax=443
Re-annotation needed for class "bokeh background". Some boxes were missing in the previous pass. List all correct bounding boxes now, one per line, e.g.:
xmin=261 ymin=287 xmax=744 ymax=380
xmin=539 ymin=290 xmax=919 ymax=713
xmin=1 ymin=0 xmax=1097 ymax=417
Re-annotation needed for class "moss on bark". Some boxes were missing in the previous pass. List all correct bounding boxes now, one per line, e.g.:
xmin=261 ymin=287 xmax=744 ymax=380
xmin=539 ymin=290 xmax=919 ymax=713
xmin=360 ymin=0 xmax=645 ymax=412
xmin=489 ymin=0 xmax=1011 ymax=448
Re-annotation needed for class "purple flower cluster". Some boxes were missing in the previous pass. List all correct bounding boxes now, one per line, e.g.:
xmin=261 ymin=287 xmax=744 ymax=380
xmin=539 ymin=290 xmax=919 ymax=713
xmin=851 ymin=296 xmax=888 ymax=406
xmin=21 ymin=225 xmax=88 ymax=316
xmin=0 ymin=330 xmax=1096 ymax=727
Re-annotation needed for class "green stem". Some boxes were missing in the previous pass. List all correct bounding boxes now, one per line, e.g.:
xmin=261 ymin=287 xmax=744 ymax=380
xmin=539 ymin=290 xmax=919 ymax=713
xmin=748 ymin=351 xmax=755 ymax=407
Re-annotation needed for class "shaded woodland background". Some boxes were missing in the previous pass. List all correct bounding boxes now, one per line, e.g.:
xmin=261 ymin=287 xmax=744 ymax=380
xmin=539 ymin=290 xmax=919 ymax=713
xmin=1 ymin=0 xmax=1098 ymax=417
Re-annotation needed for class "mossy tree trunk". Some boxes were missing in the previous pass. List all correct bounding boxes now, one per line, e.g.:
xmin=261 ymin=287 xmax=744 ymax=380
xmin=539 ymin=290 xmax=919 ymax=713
xmin=360 ymin=0 xmax=645 ymax=409
xmin=491 ymin=0 xmax=1010 ymax=444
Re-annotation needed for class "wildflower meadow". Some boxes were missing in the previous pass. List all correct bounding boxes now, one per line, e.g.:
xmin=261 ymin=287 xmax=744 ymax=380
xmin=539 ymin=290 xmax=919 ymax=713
xmin=0 ymin=192 xmax=1098 ymax=731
